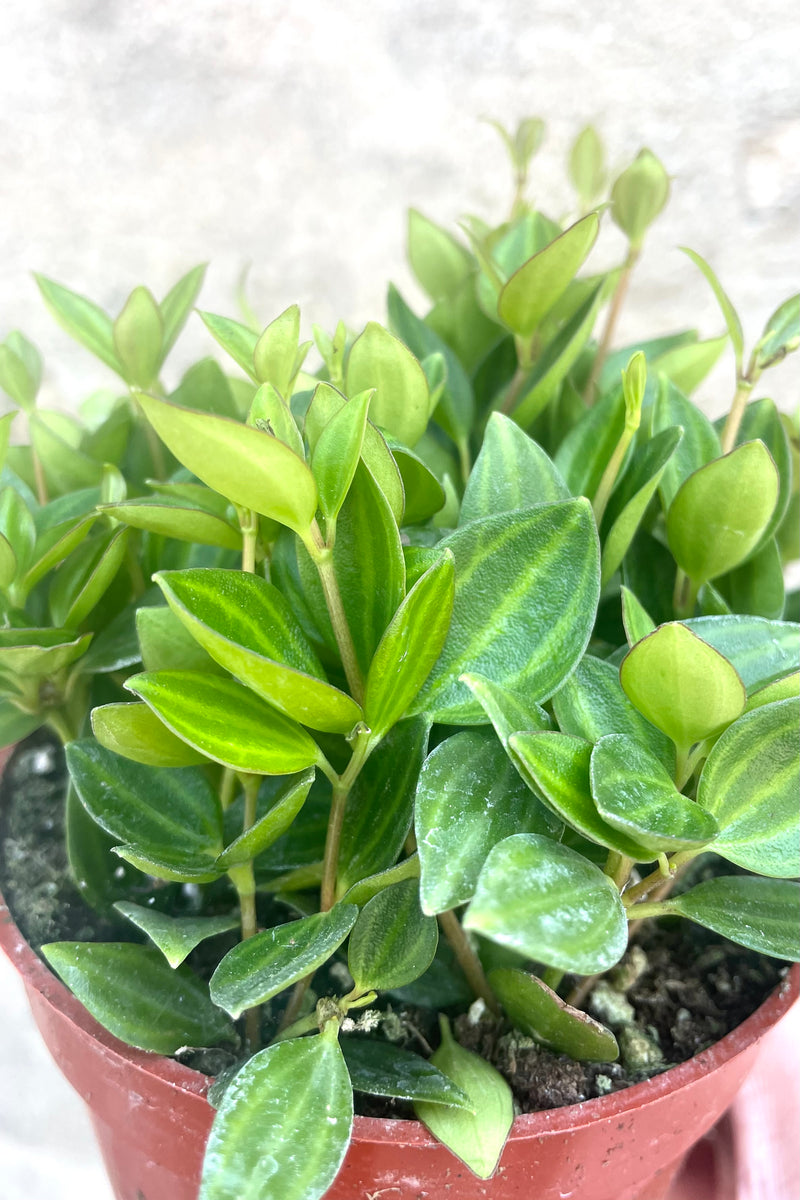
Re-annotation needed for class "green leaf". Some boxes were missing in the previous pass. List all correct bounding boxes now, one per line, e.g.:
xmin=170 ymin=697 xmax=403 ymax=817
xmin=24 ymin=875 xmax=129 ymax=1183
xmin=22 ymin=514 xmax=99 ymax=595
xmin=407 ymin=209 xmax=474 ymax=302
xmin=345 ymin=322 xmax=430 ymax=448
xmin=91 ymin=701 xmax=207 ymax=767
xmin=113 ymin=844 xmax=223 ymax=884
xmin=511 ymin=281 xmax=606 ymax=426
xmin=30 ymin=412 xmax=104 ymax=492
xmin=253 ymin=305 xmax=306 ymax=395
xmin=342 ymin=1037 xmax=473 ymax=1108
xmin=216 ymin=769 xmax=315 ymax=868
xmin=137 ymin=393 xmax=318 ymax=536
xmin=387 ymin=440 xmax=445 ymax=525
xmin=42 ymin=943 xmax=235 ymax=1053
xmin=416 ymin=729 xmax=557 ymax=915
xmin=0 ymin=344 xmax=37 ymax=410
xmin=620 ymin=623 xmax=746 ymax=749
xmin=650 ymin=335 xmax=728 ymax=394
xmin=611 ymin=150 xmax=670 ymax=248
xmin=0 ymin=628 xmax=92 ymax=678
xmin=552 ymin=654 xmax=674 ymax=772
xmin=717 ymin=537 xmax=785 ymax=620
xmin=348 ymin=879 xmax=438 ymax=992
xmin=681 ymin=248 xmax=745 ymax=373
xmin=198 ymin=311 xmax=259 ymax=380
xmin=101 ymin=498 xmax=242 ymax=550
xmin=745 ymin=671 xmax=799 ymax=713
xmin=460 ymin=672 xmax=552 ymax=750
xmin=66 ymin=739 xmax=224 ymax=858
xmin=697 ymin=697 xmax=799 ymax=877
xmin=136 ymin=605 xmax=221 ymax=673
xmin=601 ymin=426 xmax=682 ymax=585
xmin=113 ymin=286 xmax=164 ymax=387
xmin=498 ymin=213 xmax=599 ymax=338
xmin=0 ymin=486 xmax=34 ymax=583
xmin=155 ymin=568 xmax=361 ymax=735
xmin=311 ymin=388 xmax=371 ymax=523
xmin=337 ymin=717 xmax=429 ymax=897
xmin=726 ymin=398 xmax=793 ymax=550
xmin=555 ymin=382 xmax=626 ymax=497
xmin=658 ymin=877 xmax=800 ymax=960
xmin=414 ymin=1014 xmax=513 ymax=1179
xmin=114 ymin=903 xmax=238 ymax=968
xmin=464 ymin=833 xmax=629 ymax=974
xmin=490 ymin=968 xmax=618 ymax=1062
xmin=171 ymin=358 xmax=241 ymax=419
xmin=34 ymin=275 xmax=122 ymax=375
xmin=210 ymin=906 xmax=358 ymax=1017
xmin=682 ymin=616 xmax=800 ymax=694
xmin=125 ymin=670 xmax=322 ymax=775
xmin=509 ymin=732 xmax=654 ymax=860
xmin=49 ymin=527 xmax=129 ymax=629
xmin=363 ymin=551 xmax=454 ymax=739
xmin=755 ymin=294 xmax=800 ymax=370
xmin=590 ymin=734 xmax=718 ymax=853
xmin=412 ymin=501 xmax=600 ymax=724
xmin=667 ymin=441 xmax=779 ymax=584
xmin=159 ymin=263 xmax=207 ymax=358
xmin=199 ymin=1033 xmax=353 ymax=1200
xmin=0 ymin=700 xmax=42 ymax=747
xmin=650 ymin=379 xmax=720 ymax=508
xmin=459 ymin=413 xmax=569 ymax=526
xmin=569 ymin=125 xmax=606 ymax=206
xmin=621 ymin=585 xmax=656 ymax=645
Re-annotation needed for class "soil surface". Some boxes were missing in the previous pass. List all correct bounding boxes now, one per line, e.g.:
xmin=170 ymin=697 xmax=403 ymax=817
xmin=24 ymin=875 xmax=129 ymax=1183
xmin=0 ymin=734 xmax=788 ymax=1118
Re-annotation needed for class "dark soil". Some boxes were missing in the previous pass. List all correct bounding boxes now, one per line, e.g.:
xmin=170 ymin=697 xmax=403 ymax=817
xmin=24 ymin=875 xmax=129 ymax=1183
xmin=0 ymin=735 xmax=788 ymax=1118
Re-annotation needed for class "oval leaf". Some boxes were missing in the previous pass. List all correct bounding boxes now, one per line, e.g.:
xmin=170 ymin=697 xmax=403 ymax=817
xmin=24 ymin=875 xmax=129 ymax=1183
xmin=91 ymin=701 xmax=207 ymax=767
xmin=459 ymin=413 xmax=570 ymax=526
xmin=498 ymin=212 xmax=599 ymax=337
xmin=489 ymin=967 xmax=618 ymax=1062
xmin=348 ymin=879 xmax=438 ymax=993
xmin=346 ymin=321 xmax=430 ymax=448
xmin=341 ymin=1037 xmax=472 ymax=1108
xmin=114 ymin=903 xmax=238 ymax=968
xmin=660 ymin=877 xmax=800 ymax=960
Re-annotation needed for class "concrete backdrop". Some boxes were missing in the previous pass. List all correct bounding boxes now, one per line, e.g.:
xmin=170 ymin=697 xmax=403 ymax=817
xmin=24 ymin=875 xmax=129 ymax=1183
xmin=1 ymin=1 xmax=798 ymax=1196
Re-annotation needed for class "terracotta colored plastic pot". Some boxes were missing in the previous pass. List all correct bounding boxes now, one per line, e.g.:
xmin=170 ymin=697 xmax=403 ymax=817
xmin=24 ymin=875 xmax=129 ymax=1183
xmin=1 ymin=744 xmax=797 ymax=1200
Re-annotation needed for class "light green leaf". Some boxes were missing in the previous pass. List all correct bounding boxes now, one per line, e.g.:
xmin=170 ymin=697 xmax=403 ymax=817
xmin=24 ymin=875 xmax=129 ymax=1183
xmin=554 ymin=378 xmax=626 ymax=497
xmin=652 ymin=378 xmax=722 ymax=510
xmin=34 ymin=274 xmax=122 ymax=374
xmin=460 ymin=672 xmax=552 ymax=750
xmin=137 ymin=393 xmax=318 ymax=536
xmin=459 ymin=413 xmax=569 ymax=526
xmin=490 ymin=968 xmax=618 ymax=1061
xmin=755 ymin=294 xmax=800 ymax=370
xmin=136 ymin=605 xmax=222 ymax=674
xmin=0 ymin=628 xmax=92 ymax=678
xmin=408 ymin=209 xmax=474 ymax=302
xmin=0 ymin=345 xmax=37 ymax=410
xmin=658 ymin=877 xmax=800 ymax=960
xmin=91 ymin=702 xmax=207 ymax=767
xmin=620 ymin=623 xmax=746 ymax=749
xmin=621 ymin=586 xmax=656 ymax=646
xmin=682 ymin=616 xmax=799 ymax=694
xmin=216 ymin=769 xmax=315 ymax=868
xmin=113 ymin=286 xmax=164 ymax=387
xmin=0 ymin=700 xmax=42 ymax=748
xmin=667 ymin=441 xmax=779 ymax=584
xmin=681 ymin=248 xmax=745 ymax=373
xmin=346 ymin=322 xmax=430 ymax=448
xmin=114 ymin=903 xmax=237 ymax=968
xmin=171 ymin=358 xmax=241 ymax=419
xmin=387 ymin=440 xmax=445 ymax=525
xmin=342 ymin=1038 xmax=473 ymax=1109
xmin=159 ymin=263 xmax=207 ymax=357
xmin=745 ymin=671 xmax=799 ymax=713
xmin=590 ymin=734 xmax=718 ymax=853
xmin=364 ymin=551 xmax=454 ymax=739
xmin=464 ymin=833 xmax=629 ymax=974
xmin=611 ymin=150 xmax=670 ymax=248
xmin=416 ymin=729 xmax=557 ymax=915
xmin=311 ymin=389 xmax=371 ymax=523
xmin=412 ymin=501 xmax=600 ymax=723
xmin=650 ymin=335 xmax=728 ymax=394
xmin=348 ymin=879 xmax=438 ymax=992
xmin=569 ymin=125 xmax=606 ymax=206
xmin=210 ymin=906 xmax=358 ymax=1017
xmin=717 ymin=537 xmax=785 ymax=620
xmin=498 ymin=213 xmax=599 ymax=338
xmin=198 ymin=310 xmax=259 ymax=380
xmin=414 ymin=1015 xmax=513 ymax=1179
xmin=697 ymin=697 xmax=799 ymax=877
xmin=49 ymin=527 xmax=129 ymax=628
xmin=125 ymin=670 xmax=322 ymax=775
xmin=42 ymin=943 xmax=235 ymax=1052
xmin=601 ymin=427 xmax=682 ymax=585
xmin=253 ymin=305 xmax=302 ymax=394
xmin=200 ymin=1033 xmax=353 ymax=1200
xmin=100 ymin=498 xmax=242 ymax=549
xmin=155 ymin=568 xmax=361 ymax=735
xmin=248 ymin=382 xmax=305 ymax=456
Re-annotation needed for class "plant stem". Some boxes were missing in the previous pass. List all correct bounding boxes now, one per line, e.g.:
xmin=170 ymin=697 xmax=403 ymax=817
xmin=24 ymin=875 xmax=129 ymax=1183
xmin=219 ymin=767 xmax=237 ymax=812
xmin=320 ymin=732 xmax=372 ymax=912
xmin=604 ymin=851 xmax=634 ymax=891
xmin=592 ymin=428 xmax=634 ymax=527
xmin=672 ymin=567 xmax=699 ymax=620
xmin=305 ymin=521 xmax=365 ymax=705
xmin=45 ymin=708 xmax=78 ymax=745
xmin=622 ymin=849 xmax=698 ymax=908
xmin=240 ymin=508 xmax=258 ymax=574
xmin=437 ymin=909 xmax=500 ymax=1015
xmin=231 ymin=774 xmax=262 ymax=1050
xmin=585 ymin=245 xmax=639 ymax=405
xmin=32 ymin=448 xmax=49 ymax=505
xmin=541 ymin=967 xmax=565 ymax=992
xmin=625 ymin=901 xmax=669 ymax=921
xmin=499 ymin=365 xmax=529 ymax=416
xmin=720 ymin=361 xmax=760 ymax=455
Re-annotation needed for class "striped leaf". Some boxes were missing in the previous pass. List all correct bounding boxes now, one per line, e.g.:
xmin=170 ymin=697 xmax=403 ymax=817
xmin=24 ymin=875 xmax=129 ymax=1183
xmin=697 ymin=697 xmax=799 ymax=877
xmin=155 ymin=569 xmax=362 ymax=734
xmin=489 ymin=968 xmax=618 ymax=1062
xmin=682 ymin=616 xmax=800 ymax=694
xmin=416 ymin=730 xmax=557 ymax=915
xmin=348 ymin=879 xmax=438 ymax=993
xmin=125 ymin=671 xmax=322 ymax=775
xmin=114 ymin=903 xmax=238 ymax=968
xmin=411 ymin=500 xmax=600 ymax=724
xmin=460 ymin=672 xmax=552 ymax=751
xmin=216 ymin=770 xmax=316 ymax=869
xmin=464 ymin=833 xmax=628 ymax=974
xmin=200 ymin=1034 xmax=352 ymax=1200
xmin=498 ymin=212 xmax=599 ymax=337
xmin=659 ymin=877 xmax=800 ymax=960
xmin=459 ymin=413 xmax=569 ymax=526
xmin=91 ymin=702 xmax=207 ymax=767
xmin=342 ymin=1038 xmax=472 ymax=1109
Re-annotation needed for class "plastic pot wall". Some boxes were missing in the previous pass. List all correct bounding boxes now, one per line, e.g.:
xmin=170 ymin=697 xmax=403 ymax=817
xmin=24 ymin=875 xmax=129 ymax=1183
xmin=1 ymin=745 xmax=797 ymax=1200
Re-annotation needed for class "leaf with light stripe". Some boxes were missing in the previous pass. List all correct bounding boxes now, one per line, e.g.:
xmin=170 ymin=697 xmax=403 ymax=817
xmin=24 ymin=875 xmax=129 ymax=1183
xmin=498 ymin=213 xmax=599 ymax=337
xmin=91 ymin=702 xmax=207 ymax=767
xmin=348 ymin=879 xmax=438 ymax=992
xmin=216 ymin=769 xmax=316 ymax=869
xmin=137 ymin=393 xmax=318 ymax=535
xmin=100 ymin=498 xmax=242 ymax=549
xmin=682 ymin=616 xmax=800 ymax=694
xmin=459 ymin=413 xmax=569 ymax=526
xmin=411 ymin=500 xmax=600 ymax=724
xmin=600 ymin=426 xmax=682 ymax=584
xmin=460 ymin=672 xmax=552 ymax=750
xmin=697 ymin=697 xmax=799 ymax=877
xmin=155 ymin=569 xmax=361 ymax=734
xmin=656 ymin=877 xmax=800 ymax=960
xmin=200 ymin=1032 xmax=353 ymax=1200
xmin=114 ymin=903 xmax=238 ymax=968
xmin=464 ymin=833 xmax=628 ymax=974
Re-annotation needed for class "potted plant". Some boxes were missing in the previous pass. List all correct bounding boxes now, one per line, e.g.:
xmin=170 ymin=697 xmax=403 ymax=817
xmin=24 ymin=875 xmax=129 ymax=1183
xmin=1 ymin=118 xmax=798 ymax=1200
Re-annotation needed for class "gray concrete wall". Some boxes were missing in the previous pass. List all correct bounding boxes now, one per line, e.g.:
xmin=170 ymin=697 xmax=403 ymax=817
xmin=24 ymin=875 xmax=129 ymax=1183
xmin=0 ymin=3 xmax=798 ymax=1197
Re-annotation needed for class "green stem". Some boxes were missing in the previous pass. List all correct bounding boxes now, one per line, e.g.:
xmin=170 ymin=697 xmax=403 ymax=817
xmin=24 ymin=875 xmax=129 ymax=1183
xmin=585 ymin=245 xmax=640 ymax=405
xmin=720 ymin=369 xmax=759 ymax=456
xmin=604 ymin=851 xmax=634 ymax=891
xmin=592 ymin=426 xmax=636 ymax=527
xmin=219 ymin=767 xmax=237 ymax=812
xmin=437 ymin=909 xmax=500 ymax=1015
xmin=622 ymin=849 xmax=698 ymax=908
xmin=673 ymin=567 xmax=699 ymax=620
xmin=541 ymin=967 xmax=565 ymax=992
xmin=305 ymin=521 xmax=364 ymax=704
xmin=626 ymin=900 xmax=670 ymax=921
xmin=320 ymin=732 xmax=373 ymax=912
xmin=457 ymin=437 xmax=472 ymax=488
xmin=45 ymin=708 xmax=78 ymax=746
xmin=499 ymin=365 xmax=529 ymax=416
xmin=240 ymin=510 xmax=258 ymax=574
xmin=230 ymin=773 xmax=262 ymax=1050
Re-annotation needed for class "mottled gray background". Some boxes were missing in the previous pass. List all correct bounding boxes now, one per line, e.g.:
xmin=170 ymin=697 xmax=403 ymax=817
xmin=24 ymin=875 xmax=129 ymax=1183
xmin=1 ymin=1 xmax=799 ymax=1195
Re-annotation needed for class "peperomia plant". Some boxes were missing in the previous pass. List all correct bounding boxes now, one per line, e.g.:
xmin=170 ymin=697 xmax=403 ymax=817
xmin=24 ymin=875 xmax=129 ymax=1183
xmin=2 ymin=118 xmax=799 ymax=1200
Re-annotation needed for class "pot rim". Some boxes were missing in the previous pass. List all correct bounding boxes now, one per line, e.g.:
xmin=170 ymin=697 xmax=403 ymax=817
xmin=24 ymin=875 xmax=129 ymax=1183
xmin=1 ymin=743 xmax=797 ymax=1148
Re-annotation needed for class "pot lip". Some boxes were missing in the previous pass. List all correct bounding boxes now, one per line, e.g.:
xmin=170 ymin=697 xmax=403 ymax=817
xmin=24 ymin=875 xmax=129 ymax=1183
xmin=1 ymin=743 xmax=798 ymax=1147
